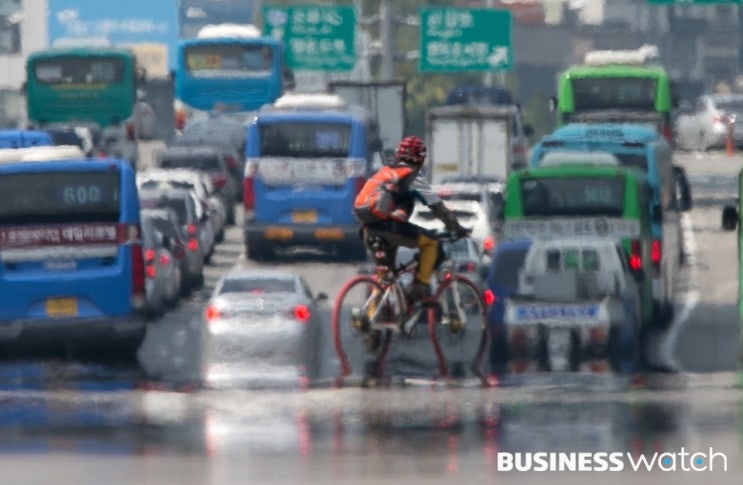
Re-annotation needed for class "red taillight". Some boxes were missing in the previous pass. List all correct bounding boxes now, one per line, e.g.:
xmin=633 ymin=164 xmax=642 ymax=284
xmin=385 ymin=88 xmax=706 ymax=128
xmin=97 ymin=150 xmax=107 ymax=158
xmin=588 ymin=327 xmax=606 ymax=345
xmin=144 ymin=248 xmax=155 ymax=263
xmin=629 ymin=240 xmax=642 ymax=271
xmin=662 ymin=125 xmax=673 ymax=143
xmin=146 ymin=265 xmax=156 ymax=279
xmin=212 ymin=172 xmax=228 ymax=189
xmin=205 ymin=305 xmax=221 ymax=322
xmin=131 ymin=225 xmax=146 ymax=308
xmin=293 ymin=305 xmax=311 ymax=323
xmin=159 ymin=253 xmax=171 ymax=266
xmin=173 ymin=244 xmax=186 ymax=259
xmin=187 ymin=239 xmax=199 ymax=251
xmin=187 ymin=223 xmax=197 ymax=236
xmin=458 ymin=262 xmax=477 ymax=273
xmin=483 ymin=289 xmax=496 ymax=306
xmin=125 ymin=122 xmax=136 ymax=141
xmin=175 ymin=110 xmax=186 ymax=131
xmin=651 ymin=239 xmax=661 ymax=264
xmin=243 ymin=177 xmax=255 ymax=211
xmin=483 ymin=236 xmax=495 ymax=253
xmin=225 ymin=156 xmax=238 ymax=171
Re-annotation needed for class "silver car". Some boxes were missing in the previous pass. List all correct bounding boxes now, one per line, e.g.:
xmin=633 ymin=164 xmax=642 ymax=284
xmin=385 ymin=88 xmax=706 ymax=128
xmin=675 ymin=94 xmax=743 ymax=150
xmin=203 ymin=268 xmax=328 ymax=386
xmin=138 ymin=168 xmax=227 ymax=243
xmin=141 ymin=212 xmax=182 ymax=318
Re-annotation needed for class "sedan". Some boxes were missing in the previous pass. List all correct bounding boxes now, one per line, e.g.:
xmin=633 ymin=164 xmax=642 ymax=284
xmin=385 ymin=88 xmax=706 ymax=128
xmin=141 ymin=211 xmax=182 ymax=318
xmin=203 ymin=268 xmax=328 ymax=386
xmin=675 ymin=93 xmax=743 ymax=151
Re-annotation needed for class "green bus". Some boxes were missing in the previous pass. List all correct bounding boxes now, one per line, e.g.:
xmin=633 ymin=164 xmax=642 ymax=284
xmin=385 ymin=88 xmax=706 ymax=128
xmin=553 ymin=58 xmax=675 ymax=144
xmin=25 ymin=47 xmax=140 ymax=129
xmin=502 ymin=162 xmax=655 ymax=325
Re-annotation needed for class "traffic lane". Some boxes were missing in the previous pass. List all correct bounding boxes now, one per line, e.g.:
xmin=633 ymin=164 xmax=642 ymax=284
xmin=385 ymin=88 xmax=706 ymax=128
xmin=672 ymin=151 xmax=742 ymax=372
xmin=0 ymin=381 xmax=740 ymax=483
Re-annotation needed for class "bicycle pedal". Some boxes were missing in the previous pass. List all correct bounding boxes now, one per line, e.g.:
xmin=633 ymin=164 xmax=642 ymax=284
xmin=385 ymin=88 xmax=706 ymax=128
xmin=400 ymin=309 xmax=422 ymax=337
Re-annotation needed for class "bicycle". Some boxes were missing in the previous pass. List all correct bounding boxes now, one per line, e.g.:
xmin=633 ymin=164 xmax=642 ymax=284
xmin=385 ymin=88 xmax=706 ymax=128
xmin=331 ymin=230 xmax=490 ymax=386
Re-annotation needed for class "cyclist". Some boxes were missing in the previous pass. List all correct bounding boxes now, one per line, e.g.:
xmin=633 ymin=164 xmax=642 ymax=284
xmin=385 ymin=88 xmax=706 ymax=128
xmin=353 ymin=135 xmax=469 ymax=302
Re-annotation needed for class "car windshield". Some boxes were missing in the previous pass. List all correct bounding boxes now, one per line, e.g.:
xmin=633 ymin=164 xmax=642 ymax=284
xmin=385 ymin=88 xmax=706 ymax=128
xmin=219 ymin=277 xmax=295 ymax=294
xmin=491 ymin=247 xmax=529 ymax=290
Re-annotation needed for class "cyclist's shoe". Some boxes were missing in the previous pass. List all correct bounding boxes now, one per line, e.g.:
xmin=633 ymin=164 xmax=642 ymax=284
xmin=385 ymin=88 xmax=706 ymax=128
xmin=351 ymin=308 xmax=371 ymax=333
xmin=407 ymin=280 xmax=432 ymax=303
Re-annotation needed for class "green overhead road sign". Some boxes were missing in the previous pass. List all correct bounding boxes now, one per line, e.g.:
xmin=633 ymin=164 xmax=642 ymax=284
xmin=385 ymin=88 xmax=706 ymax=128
xmin=262 ymin=5 xmax=356 ymax=72
xmin=647 ymin=0 xmax=741 ymax=4
xmin=419 ymin=8 xmax=513 ymax=73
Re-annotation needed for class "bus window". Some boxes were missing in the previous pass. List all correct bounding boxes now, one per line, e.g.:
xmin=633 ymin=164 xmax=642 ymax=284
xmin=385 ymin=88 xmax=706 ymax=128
xmin=520 ymin=176 xmax=625 ymax=217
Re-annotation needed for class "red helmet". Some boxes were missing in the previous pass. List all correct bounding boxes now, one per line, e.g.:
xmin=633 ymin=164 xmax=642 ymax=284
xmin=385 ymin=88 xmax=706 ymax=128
xmin=396 ymin=136 xmax=427 ymax=167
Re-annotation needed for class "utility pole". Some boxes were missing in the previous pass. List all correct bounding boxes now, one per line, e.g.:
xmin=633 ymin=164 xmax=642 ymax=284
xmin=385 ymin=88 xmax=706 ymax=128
xmin=380 ymin=0 xmax=395 ymax=81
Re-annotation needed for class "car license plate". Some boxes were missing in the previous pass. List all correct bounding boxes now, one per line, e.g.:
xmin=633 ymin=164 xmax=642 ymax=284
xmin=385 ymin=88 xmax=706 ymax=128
xmin=547 ymin=328 xmax=571 ymax=371
xmin=292 ymin=210 xmax=317 ymax=224
xmin=45 ymin=298 xmax=78 ymax=318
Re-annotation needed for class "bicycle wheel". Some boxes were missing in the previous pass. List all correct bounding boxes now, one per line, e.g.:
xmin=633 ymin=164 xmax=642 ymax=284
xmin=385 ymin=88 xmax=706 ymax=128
xmin=331 ymin=275 xmax=397 ymax=380
xmin=430 ymin=274 xmax=489 ymax=381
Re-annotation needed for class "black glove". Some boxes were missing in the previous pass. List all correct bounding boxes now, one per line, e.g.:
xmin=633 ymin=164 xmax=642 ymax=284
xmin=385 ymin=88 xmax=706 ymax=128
xmin=454 ymin=225 xmax=471 ymax=239
xmin=430 ymin=202 xmax=456 ymax=229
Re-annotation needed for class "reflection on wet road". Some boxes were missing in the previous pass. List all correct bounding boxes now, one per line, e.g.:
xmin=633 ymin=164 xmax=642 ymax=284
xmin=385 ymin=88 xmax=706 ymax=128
xmin=0 ymin=149 xmax=741 ymax=483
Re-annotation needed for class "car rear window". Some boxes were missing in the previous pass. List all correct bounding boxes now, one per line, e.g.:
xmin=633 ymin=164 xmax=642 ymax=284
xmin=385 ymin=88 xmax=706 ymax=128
xmin=160 ymin=154 xmax=221 ymax=171
xmin=219 ymin=277 xmax=295 ymax=294
xmin=492 ymin=247 xmax=529 ymax=289
xmin=149 ymin=215 xmax=181 ymax=241
xmin=141 ymin=197 xmax=189 ymax=224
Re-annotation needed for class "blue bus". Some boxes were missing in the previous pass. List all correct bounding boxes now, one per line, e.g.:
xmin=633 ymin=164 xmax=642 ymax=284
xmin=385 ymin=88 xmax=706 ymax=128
xmin=530 ymin=123 xmax=684 ymax=328
xmin=0 ymin=156 xmax=147 ymax=354
xmin=174 ymin=24 xmax=293 ymax=129
xmin=243 ymin=93 xmax=384 ymax=261
xmin=0 ymin=130 xmax=53 ymax=149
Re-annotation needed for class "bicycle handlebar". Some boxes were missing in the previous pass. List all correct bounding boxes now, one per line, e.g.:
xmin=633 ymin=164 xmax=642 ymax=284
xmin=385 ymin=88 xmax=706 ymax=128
xmin=433 ymin=229 xmax=473 ymax=243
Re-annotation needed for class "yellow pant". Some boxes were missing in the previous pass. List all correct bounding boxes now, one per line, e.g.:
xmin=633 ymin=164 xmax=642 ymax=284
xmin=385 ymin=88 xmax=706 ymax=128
xmin=415 ymin=234 xmax=439 ymax=285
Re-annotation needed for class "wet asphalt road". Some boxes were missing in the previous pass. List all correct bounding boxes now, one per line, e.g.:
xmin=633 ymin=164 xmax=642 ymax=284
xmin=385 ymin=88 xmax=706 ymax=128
xmin=0 ymin=145 xmax=741 ymax=484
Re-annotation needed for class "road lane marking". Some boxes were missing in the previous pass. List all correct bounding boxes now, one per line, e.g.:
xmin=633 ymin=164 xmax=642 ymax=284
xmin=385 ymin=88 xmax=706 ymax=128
xmin=662 ymin=212 xmax=700 ymax=370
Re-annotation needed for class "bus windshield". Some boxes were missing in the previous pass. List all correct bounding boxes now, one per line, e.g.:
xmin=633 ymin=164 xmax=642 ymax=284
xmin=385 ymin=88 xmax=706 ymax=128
xmin=520 ymin=176 xmax=625 ymax=217
xmin=33 ymin=56 xmax=125 ymax=84
xmin=571 ymin=77 xmax=657 ymax=111
xmin=259 ymin=122 xmax=352 ymax=158
xmin=185 ymin=43 xmax=274 ymax=77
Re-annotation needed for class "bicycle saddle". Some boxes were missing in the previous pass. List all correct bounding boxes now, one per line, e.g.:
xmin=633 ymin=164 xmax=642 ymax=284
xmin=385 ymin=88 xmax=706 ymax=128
xmin=366 ymin=235 xmax=390 ymax=251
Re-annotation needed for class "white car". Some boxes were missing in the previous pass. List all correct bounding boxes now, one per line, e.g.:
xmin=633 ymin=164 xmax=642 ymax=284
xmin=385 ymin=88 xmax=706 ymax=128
xmin=138 ymin=168 xmax=227 ymax=243
xmin=410 ymin=199 xmax=495 ymax=260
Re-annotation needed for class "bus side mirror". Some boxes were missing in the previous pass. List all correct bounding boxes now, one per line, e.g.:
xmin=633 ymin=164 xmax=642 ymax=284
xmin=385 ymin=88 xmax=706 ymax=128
xmin=722 ymin=205 xmax=738 ymax=231
xmin=548 ymin=96 xmax=557 ymax=113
